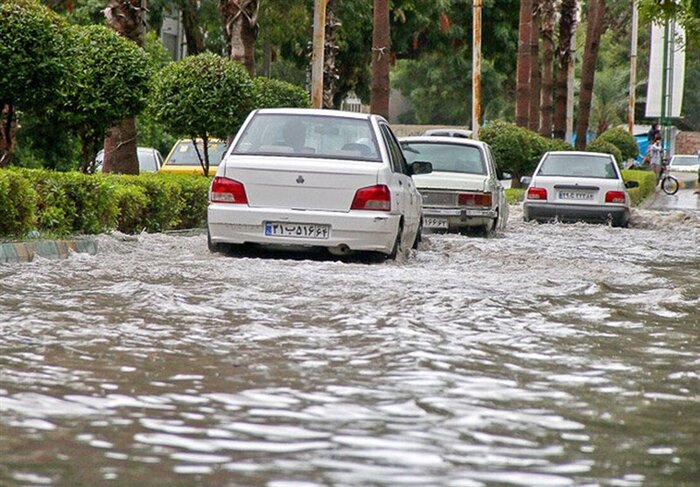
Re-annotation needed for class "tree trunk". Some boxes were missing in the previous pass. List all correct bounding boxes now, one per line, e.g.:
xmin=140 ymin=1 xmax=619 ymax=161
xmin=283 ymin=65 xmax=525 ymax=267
xmin=220 ymin=0 xmax=259 ymax=77
xmin=103 ymin=0 xmax=147 ymax=175
xmin=575 ymin=0 xmax=606 ymax=150
xmin=103 ymin=118 xmax=140 ymax=175
xmin=0 ymin=103 xmax=16 ymax=168
xmin=323 ymin=0 xmax=340 ymax=109
xmin=181 ymin=0 xmax=205 ymax=55
xmin=370 ymin=0 xmax=390 ymax=118
xmin=553 ymin=0 xmax=576 ymax=140
xmin=515 ymin=0 xmax=533 ymax=128
xmin=528 ymin=1 xmax=542 ymax=132
xmin=539 ymin=0 xmax=555 ymax=136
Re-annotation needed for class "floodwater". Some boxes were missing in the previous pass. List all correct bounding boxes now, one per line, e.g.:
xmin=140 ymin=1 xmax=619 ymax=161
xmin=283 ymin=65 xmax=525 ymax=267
xmin=1 ymin=206 xmax=699 ymax=487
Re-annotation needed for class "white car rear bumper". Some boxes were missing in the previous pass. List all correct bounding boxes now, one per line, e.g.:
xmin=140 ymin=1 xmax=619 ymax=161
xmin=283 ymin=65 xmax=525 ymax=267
xmin=208 ymin=204 xmax=400 ymax=254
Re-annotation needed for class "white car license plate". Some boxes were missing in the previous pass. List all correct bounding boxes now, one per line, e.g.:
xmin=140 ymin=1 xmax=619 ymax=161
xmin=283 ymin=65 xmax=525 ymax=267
xmin=558 ymin=191 xmax=594 ymax=201
xmin=264 ymin=222 xmax=330 ymax=239
xmin=425 ymin=217 xmax=449 ymax=229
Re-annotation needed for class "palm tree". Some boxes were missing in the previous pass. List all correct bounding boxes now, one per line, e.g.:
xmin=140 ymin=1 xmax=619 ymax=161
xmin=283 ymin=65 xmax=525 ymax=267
xmin=575 ymin=0 xmax=607 ymax=150
xmin=552 ymin=0 xmax=576 ymax=140
xmin=370 ymin=0 xmax=390 ymax=118
xmin=515 ymin=0 xmax=533 ymax=127
xmin=590 ymin=69 xmax=627 ymax=135
xmin=528 ymin=1 xmax=542 ymax=132
xmin=539 ymin=0 xmax=555 ymax=136
xmin=323 ymin=0 xmax=340 ymax=109
xmin=219 ymin=0 xmax=259 ymax=76
xmin=102 ymin=0 xmax=147 ymax=175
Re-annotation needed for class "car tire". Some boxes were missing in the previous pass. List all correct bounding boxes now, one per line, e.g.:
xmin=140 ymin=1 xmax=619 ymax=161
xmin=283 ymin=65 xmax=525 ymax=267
xmin=207 ymin=229 xmax=227 ymax=253
xmin=412 ymin=219 xmax=423 ymax=250
xmin=387 ymin=221 xmax=403 ymax=260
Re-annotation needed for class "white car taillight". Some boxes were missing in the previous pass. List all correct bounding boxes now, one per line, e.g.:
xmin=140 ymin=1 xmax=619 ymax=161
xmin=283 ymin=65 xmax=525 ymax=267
xmin=351 ymin=185 xmax=391 ymax=211
xmin=527 ymin=187 xmax=547 ymax=200
xmin=605 ymin=191 xmax=626 ymax=204
xmin=210 ymin=177 xmax=248 ymax=204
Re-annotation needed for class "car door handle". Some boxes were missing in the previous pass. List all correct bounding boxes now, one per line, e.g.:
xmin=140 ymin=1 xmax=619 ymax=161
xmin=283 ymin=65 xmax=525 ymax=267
xmin=398 ymin=180 xmax=403 ymax=186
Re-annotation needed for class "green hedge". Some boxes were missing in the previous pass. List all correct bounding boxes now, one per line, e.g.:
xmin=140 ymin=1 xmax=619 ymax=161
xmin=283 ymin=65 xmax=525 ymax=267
xmin=0 ymin=169 xmax=211 ymax=238
xmin=622 ymin=169 xmax=657 ymax=206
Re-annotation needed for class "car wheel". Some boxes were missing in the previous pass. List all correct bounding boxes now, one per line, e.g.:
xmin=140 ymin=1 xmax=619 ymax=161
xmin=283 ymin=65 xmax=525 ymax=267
xmin=207 ymin=229 xmax=227 ymax=253
xmin=387 ymin=221 xmax=403 ymax=260
xmin=412 ymin=219 xmax=423 ymax=250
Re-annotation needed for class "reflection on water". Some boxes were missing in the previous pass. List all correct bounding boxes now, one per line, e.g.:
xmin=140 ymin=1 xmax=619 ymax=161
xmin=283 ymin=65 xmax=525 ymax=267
xmin=1 ymin=207 xmax=699 ymax=486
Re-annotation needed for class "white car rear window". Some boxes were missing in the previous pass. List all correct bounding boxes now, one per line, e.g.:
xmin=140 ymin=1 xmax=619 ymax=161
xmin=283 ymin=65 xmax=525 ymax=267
xmin=233 ymin=114 xmax=382 ymax=162
xmin=538 ymin=154 xmax=618 ymax=179
xmin=401 ymin=142 xmax=486 ymax=175
xmin=671 ymin=156 xmax=698 ymax=167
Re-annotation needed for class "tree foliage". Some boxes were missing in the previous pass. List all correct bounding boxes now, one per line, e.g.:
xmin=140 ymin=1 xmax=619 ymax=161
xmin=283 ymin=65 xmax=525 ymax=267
xmin=60 ymin=24 xmax=151 ymax=172
xmin=596 ymin=127 xmax=639 ymax=162
xmin=0 ymin=0 xmax=68 ymax=111
xmin=253 ymin=77 xmax=311 ymax=109
xmin=149 ymin=53 xmax=254 ymax=174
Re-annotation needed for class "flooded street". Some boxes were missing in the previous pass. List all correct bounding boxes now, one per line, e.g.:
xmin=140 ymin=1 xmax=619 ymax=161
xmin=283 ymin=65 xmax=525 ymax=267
xmin=1 ymin=206 xmax=699 ymax=487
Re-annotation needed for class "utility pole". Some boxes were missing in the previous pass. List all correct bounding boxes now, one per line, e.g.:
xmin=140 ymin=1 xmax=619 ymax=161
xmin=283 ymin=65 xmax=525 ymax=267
xmin=311 ymin=0 xmax=327 ymax=109
xmin=628 ymin=0 xmax=639 ymax=134
xmin=472 ymin=0 xmax=482 ymax=139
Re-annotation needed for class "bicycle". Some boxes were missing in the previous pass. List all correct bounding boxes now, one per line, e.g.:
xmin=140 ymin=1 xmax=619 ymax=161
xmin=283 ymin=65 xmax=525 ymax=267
xmin=658 ymin=161 xmax=679 ymax=195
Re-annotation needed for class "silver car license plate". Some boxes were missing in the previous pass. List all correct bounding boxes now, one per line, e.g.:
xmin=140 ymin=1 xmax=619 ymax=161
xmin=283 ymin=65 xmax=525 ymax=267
xmin=424 ymin=217 xmax=449 ymax=229
xmin=558 ymin=191 xmax=594 ymax=201
xmin=264 ymin=222 xmax=330 ymax=239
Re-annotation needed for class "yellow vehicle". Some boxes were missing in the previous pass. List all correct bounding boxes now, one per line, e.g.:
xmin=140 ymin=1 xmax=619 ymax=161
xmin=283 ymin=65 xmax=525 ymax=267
xmin=160 ymin=139 xmax=227 ymax=176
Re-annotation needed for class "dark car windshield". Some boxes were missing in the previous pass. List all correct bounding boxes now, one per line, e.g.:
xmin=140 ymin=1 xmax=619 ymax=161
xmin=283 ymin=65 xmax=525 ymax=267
xmin=401 ymin=142 xmax=486 ymax=175
xmin=537 ymin=154 xmax=619 ymax=179
xmin=166 ymin=140 xmax=227 ymax=166
xmin=233 ymin=113 xmax=382 ymax=162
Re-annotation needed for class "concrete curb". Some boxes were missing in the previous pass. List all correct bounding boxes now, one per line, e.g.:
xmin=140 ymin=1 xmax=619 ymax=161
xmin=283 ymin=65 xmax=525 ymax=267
xmin=0 ymin=238 xmax=98 ymax=264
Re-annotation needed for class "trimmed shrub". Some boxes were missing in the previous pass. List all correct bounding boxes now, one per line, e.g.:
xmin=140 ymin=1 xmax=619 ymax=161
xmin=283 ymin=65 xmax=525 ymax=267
xmin=505 ymin=188 xmax=525 ymax=204
xmin=112 ymin=184 xmax=149 ymax=234
xmin=622 ymin=169 xmax=657 ymax=206
xmin=0 ymin=169 xmax=37 ymax=236
xmin=253 ymin=77 xmax=311 ymax=109
xmin=481 ymin=121 xmax=570 ymax=186
xmin=597 ymin=127 xmax=639 ymax=162
xmin=587 ymin=139 xmax=623 ymax=166
xmin=18 ymin=169 xmax=118 ymax=234
xmin=0 ymin=169 xmax=212 ymax=238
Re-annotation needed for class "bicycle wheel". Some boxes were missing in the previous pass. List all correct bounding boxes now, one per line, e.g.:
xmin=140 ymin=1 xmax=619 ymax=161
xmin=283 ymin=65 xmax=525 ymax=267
xmin=661 ymin=175 xmax=680 ymax=195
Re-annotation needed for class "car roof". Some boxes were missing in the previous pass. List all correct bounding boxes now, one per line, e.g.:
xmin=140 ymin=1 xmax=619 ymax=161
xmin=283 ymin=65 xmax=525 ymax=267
xmin=545 ymin=151 xmax=613 ymax=157
xmin=399 ymin=135 xmax=489 ymax=149
xmin=254 ymin=107 xmax=377 ymax=121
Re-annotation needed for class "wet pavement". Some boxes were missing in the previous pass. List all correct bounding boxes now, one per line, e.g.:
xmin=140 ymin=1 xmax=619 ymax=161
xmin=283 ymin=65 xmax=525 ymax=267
xmin=0 ymin=206 xmax=699 ymax=486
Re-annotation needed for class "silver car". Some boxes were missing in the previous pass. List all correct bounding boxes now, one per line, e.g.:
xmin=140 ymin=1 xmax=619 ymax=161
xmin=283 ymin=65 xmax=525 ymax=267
xmin=399 ymin=136 xmax=509 ymax=236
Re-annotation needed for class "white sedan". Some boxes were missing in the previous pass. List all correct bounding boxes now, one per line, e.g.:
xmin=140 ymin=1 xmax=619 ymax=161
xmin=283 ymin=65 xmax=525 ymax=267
xmin=399 ymin=136 xmax=509 ymax=236
xmin=207 ymin=108 xmax=431 ymax=260
xmin=522 ymin=151 xmax=639 ymax=227
xmin=668 ymin=154 xmax=700 ymax=173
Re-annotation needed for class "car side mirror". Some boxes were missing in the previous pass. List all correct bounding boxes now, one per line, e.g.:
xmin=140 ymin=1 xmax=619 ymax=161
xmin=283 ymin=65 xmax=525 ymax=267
xmin=497 ymin=169 xmax=512 ymax=180
xmin=410 ymin=160 xmax=433 ymax=176
xmin=625 ymin=180 xmax=640 ymax=189
xmin=520 ymin=176 xmax=532 ymax=186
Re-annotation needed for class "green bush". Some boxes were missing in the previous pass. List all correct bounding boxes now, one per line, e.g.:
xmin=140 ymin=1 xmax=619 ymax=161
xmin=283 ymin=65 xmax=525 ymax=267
xmin=481 ymin=121 xmax=569 ymax=185
xmin=18 ymin=169 xmax=118 ymax=234
xmin=0 ymin=169 xmax=37 ymax=236
xmin=0 ymin=169 xmax=212 ymax=238
xmin=112 ymin=184 xmax=149 ymax=234
xmin=505 ymin=188 xmax=525 ymax=204
xmin=587 ymin=138 xmax=623 ymax=165
xmin=622 ymin=169 xmax=657 ymax=206
xmin=597 ymin=127 xmax=639 ymax=162
xmin=253 ymin=77 xmax=311 ymax=109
